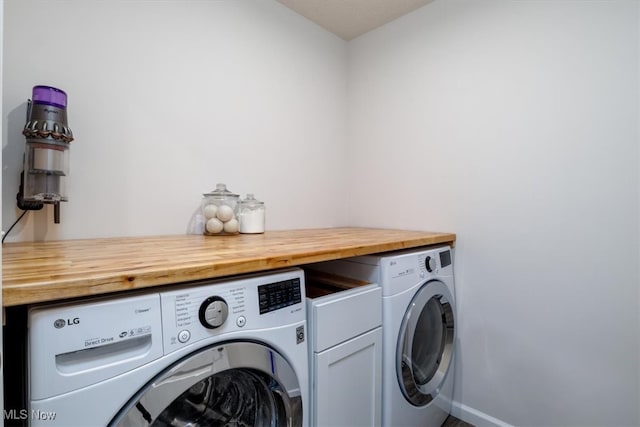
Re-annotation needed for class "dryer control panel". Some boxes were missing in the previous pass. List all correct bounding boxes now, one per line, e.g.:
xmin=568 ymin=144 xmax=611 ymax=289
xmin=315 ymin=246 xmax=454 ymax=297
xmin=417 ymin=248 xmax=452 ymax=278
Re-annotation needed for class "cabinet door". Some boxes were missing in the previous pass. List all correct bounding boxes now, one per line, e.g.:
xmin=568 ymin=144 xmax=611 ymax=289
xmin=314 ymin=327 xmax=382 ymax=427
xmin=308 ymin=283 xmax=381 ymax=353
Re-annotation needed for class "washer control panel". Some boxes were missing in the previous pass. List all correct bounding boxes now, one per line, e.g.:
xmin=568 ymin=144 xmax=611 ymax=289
xmin=160 ymin=269 xmax=305 ymax=354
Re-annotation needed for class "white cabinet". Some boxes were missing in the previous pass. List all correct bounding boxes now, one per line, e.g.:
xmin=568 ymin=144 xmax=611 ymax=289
xmin=314 ymin=327 xmax=382 ymax=427
xmin=305 ymin=271 xmax=382 ymax=427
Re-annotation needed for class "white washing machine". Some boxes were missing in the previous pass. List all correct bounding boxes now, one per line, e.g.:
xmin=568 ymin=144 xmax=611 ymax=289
xmin=27 ymin=268 xmax=309 ymax=427
xmin=315 ymin=246 xmax=456 ymax=427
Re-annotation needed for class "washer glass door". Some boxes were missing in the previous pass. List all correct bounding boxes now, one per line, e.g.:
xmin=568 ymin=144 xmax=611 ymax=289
xmin=110 ymin=341 xmax=302 ymax=426
xmin=397 ymin=280 xmax=455 ymax=406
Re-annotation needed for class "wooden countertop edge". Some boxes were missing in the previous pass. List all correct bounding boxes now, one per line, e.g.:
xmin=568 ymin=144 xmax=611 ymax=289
xmin=2 ymin=228 xmax=455 ymax=307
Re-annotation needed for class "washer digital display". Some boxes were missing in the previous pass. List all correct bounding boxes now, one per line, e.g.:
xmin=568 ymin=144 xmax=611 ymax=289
xmin=258 ymin=278 xmax=302 ymax=314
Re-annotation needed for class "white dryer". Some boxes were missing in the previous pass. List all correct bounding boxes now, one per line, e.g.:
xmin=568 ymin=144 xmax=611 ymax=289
xmin=27 ymin=268 xmax=309 ymax=427
xmin=315 ymin=246 xmax=456 ymax=427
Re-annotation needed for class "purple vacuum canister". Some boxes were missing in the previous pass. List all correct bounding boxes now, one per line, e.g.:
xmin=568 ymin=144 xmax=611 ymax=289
xmin=20 ymin=85 xmax=74 ymax=223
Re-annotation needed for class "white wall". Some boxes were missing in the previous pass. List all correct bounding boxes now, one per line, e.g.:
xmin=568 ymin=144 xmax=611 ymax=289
xmin=2 ymin=0 xmax=348 ymax=241
xmin=347 ymin=1 xmax=639 ymax=426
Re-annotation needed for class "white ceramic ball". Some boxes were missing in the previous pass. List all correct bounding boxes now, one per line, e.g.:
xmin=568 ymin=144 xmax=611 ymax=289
xmin=205 ymin=218 xmax=224 ymax=234
xmin=216 ymin=205 xmax=234 ymax=222
xmin=223 ymin=218 xmax=239 ymax=233
xmin=203 ymin=204 xmax=218 ymax=219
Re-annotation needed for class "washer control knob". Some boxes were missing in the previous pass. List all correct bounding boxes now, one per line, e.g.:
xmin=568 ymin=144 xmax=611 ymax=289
xmin=425 ymin=256 xmax=436 ymax=273
xmin=199 ymin=297 xmax=229 ymax=329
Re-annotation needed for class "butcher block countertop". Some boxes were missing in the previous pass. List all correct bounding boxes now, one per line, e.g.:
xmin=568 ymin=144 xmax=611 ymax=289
xmin=2 ymin=227 xmax=455 ymax=307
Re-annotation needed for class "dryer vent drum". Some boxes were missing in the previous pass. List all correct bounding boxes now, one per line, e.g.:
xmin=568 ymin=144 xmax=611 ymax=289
xmin=397 ymin=281 xmax=455 ymax=407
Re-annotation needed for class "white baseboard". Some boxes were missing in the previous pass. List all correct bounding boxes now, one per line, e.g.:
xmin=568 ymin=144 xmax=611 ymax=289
xmin=451 ymin=401 xmax=514 ymax=427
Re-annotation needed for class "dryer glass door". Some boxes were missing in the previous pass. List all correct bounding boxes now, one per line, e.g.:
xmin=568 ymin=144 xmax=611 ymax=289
xmin=397 ymin=280 xmax=455 ymax=407
xmin=110 ymin=341 xmax=303 ymax=427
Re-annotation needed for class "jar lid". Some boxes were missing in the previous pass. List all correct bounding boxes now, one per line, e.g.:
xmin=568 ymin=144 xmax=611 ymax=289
xmin=203 ymin=183 xmax=239 ymax=198
xmin=240 ymin=193 xmax=264 ymax=206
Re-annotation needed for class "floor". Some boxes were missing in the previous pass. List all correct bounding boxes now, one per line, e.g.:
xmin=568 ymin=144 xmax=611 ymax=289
xmin=442 ymin=415 xmax=475 ymax=427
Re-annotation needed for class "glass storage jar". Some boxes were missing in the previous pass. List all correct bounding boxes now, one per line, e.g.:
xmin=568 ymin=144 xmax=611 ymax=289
xmin=202 ymin=183 xmax=240 ymax=235
xmin=238 ymin=194 xmax=265 ymax=234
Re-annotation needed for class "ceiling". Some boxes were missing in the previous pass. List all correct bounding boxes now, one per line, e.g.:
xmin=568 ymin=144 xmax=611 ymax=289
xmin=276 ymin=0 xmax=434 ymax=41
